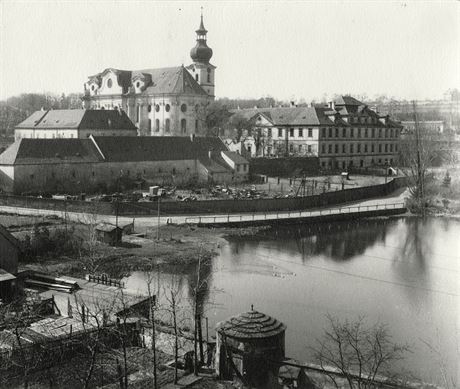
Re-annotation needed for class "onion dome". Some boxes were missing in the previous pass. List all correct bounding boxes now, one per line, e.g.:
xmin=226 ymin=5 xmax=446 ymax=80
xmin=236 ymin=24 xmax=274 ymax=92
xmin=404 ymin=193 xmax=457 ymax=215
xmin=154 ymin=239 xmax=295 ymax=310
xmin=216 ymin=309 xmax=286 ymax=340
xmin=190 ymin=14 xmax=213 ymax=64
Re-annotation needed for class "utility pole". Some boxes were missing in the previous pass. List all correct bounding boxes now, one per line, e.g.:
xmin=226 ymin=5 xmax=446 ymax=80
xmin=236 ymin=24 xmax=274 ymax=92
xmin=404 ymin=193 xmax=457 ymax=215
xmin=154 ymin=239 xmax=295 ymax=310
xmin=156 ymin=197 xmax=160 ymax=240
xmin=413 ymin=100 xmax=424 ymax=205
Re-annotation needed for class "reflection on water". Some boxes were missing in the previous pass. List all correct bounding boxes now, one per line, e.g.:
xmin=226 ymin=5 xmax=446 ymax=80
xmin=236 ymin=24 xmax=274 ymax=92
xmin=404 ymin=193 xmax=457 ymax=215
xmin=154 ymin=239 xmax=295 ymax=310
xmin=124 ymin=217 xmax=459 ymax=385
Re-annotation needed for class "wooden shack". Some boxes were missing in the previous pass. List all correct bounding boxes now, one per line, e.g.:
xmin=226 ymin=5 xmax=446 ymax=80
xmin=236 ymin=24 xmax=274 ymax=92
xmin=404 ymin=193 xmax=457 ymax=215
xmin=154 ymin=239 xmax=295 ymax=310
xmin=95 ymin=223 xmax=122 ymax=245
xmin=216 ymin=308 xmax=286 ymax=388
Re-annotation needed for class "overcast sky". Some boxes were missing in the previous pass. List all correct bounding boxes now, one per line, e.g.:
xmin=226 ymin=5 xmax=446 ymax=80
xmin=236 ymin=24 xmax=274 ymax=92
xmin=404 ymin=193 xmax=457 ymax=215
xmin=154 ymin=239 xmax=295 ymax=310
xmin=0 ymin=0 xmax=459 ymax=101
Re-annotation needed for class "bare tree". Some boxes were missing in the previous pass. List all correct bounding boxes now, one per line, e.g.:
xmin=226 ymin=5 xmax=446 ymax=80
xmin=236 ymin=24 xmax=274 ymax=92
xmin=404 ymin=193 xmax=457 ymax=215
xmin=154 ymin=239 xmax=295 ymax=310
xmin=311 ymin=315 xmax=410 ymax=389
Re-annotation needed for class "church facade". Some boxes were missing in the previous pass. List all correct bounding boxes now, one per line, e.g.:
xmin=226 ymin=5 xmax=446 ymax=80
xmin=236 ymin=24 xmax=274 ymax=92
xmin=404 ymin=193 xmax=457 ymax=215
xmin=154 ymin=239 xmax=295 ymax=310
xmin=82 ymin=15 xmax=215 ymax=137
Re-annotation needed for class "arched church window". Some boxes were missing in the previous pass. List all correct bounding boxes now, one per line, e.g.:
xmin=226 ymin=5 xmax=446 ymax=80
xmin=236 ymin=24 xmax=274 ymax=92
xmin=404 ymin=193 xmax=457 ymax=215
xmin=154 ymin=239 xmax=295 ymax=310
xmin=148 ymin=119 xmax=152 ymax=131
xmin=136 ymin=81 xmax=141 ymax=88
xmin=148 ymin=104 xmax=152 ymax=113
xmin=155 ymin=104 xmax=160 ymax=112
xmin=165 ymin=104 xmax=170 ymax=113
xmin=155 ymin=119 xmax=160 ymax=132
xmin=107 ymin=79 xmax=112 ymax=88
xmin=181 ymin=104 xmax=187 ymax=113
xmin=165 ymin=118 xmax=170 ymax=132
xmin=181 ymin=119 xmax=187 ymax=133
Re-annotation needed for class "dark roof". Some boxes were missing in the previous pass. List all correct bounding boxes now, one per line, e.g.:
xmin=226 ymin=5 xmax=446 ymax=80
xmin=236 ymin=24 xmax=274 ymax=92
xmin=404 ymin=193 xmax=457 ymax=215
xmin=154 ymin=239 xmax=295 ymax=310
xmin=222 ymin=151 xmax=248 ymax=165
xmin=95 ymin=223 xmax=122 ymax=232
xmin=216 ymin=309 xmax=286 ymax=340
xmin=232 ymin=107 xmax=323 ymax=126
xmin=0 ymin=224 xmax=21 ymax=250
xmin=334 ymin=95 xmax=364 ymax=106
xmin=16 ymin=109 xmax=137 ymax=131
xmin=93 ymin=136 xmax=228 ymax=162
xmin=89 ymin=66 xmax=208 ymax=96
xmin=0 ymin=139 xmax=103 ymax=165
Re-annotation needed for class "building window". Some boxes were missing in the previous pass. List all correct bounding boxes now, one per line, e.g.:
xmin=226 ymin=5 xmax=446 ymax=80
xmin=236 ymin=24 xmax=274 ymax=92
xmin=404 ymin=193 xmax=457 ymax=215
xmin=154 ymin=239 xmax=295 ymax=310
xmin=390 ymin=144 xmax=393 ymax=152
xmin=395 ymin=144 xmax=398 ymax=152
xmin=278 ymin=128 xmax=282 ymax=137
xmin=181 ymin=104 xmax=187 ymax=113
xmin=181 ymin=119 xmax=187 ymax=133
xmin=321 ymin=144 xmax=326 ymax=154
xmin=165 ymin=104 xmax=170 ymax=112
xmin=379 ymin=144 xmax=382 ymax=153
xmin=136 ymin=81 xmax=141 ymax=88
xmin=365 ymin=128 xmax=368 ymax=137
xmin=308 ymin=128 xmax=313 ymax=137
xmin=357 ymin=144 xmax=361 ymax=153
xmin=371 ymin=144 xmax=375 ymax=153
xmin=342 ymin=144 xmax=346 ymax=153
xmin=364 ymin=144 xmax=368 ymax=153
xmin=172 ymin=168 xmax=176 ymax=175
xmin=342 ymin=128 xmax=346 ymax=137
xmin=358 ymin=128 xmax=362 ymax=138
xmin=385 ymin=129 xmax=388 ymax=138
xmin=289 ymin=128 xmax=294 ymax=137
xmin=350 ymin=144 xmax=354 ymax=153
xmin=298 ymin=128 xmax=303 ymax=137
xmin=371 ymin=128 xmax=375 ymax=138
xmin=148 ymin=104 xmax=152 ymax=113
xmin=207 ymin=68 xmax=211 ymax=83
xmin=335 ymin=128 xmax=339 ymax=137
xmin=268 ymin=128 xmax=272 ymax=137
xmin=155 ymin=104 xmax=160 ymax=112
xmin=335 ymin=144 xmax=339 ymax=154
xmin=350 ymin=128 xmax=354 ymax=138
xmin=307 ymin=145 xmax=312 ymax=153
xmin=360 ymin=160 xmax=364 ymax=167
xmin=165 ymin=118 xmax=170 ymax=132
xmin=136 ymin=105 xmax=140 ymax=122
xmin=107 ymin=79 xmax=112 ymax=88
xmin=289 ymin=144 xmax=294 ymax=152
xmin=155 ymin=119 xmax=160 ymax=132
xmin=195 ymin=119 xmax=198 ymax=131
xmin=328 ymin=128 xmax=332 ymax=137
xmin=378 ymin=129 xmax=382 ymax=138
xmin=322 ymin=128 xmax=326 ymax=138
xmin=328 ymin=144 xmax=332 ymax=154
xmin=148 ymin=119 xmax=152 ymax=131
xmin=195 ymin=74 xmax=199 ymax=81
xmin=385 ymin=144 xmax=388 ymax=152
xmin=298 ymin=145 xmax=303 ymax=153
xmin=71 ymin=171 xmax=76 ymax=178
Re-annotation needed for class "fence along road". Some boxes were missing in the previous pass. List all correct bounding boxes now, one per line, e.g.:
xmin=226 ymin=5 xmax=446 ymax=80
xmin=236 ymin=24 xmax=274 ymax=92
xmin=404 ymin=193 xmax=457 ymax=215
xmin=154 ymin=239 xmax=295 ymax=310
xmin=0 ymin=189 xmax=410 ymax=231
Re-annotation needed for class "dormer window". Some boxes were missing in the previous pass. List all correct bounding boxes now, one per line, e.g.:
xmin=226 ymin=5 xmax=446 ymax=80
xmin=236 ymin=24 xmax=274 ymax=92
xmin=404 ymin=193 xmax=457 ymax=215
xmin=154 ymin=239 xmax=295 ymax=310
xmin=91 ymin=85 xmax=95 ymax=91
xmin=136 ymin=81 xmax=141 ymax=88
xmin=107 ymin=79 xmax=113 ymax=88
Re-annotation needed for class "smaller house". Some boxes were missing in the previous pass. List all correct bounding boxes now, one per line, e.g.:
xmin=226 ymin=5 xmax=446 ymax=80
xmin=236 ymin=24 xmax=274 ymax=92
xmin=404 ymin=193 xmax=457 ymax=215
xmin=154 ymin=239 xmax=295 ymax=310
xmin=0 ymin=224 xmax=21 ymax=299
xmin=95 ymin=223 xmax=122 ymax=245
xmin=221 ymin=151 xmax=250 ymax=181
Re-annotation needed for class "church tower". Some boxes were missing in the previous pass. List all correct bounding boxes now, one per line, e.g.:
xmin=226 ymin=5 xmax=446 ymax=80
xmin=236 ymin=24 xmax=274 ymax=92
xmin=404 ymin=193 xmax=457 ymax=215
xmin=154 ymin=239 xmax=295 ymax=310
xmin=186 ymin=12 xmax=216 ymax=98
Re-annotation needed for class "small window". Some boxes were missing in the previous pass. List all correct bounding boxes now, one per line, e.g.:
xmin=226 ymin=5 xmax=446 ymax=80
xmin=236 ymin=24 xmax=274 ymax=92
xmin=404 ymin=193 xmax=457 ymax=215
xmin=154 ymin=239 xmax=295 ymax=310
xmin=307 ymin=145 xmax=312 ymax=153
xmin=289 ymin=128 xmax=294 ymax=137
xmin=107 ymin=79 xmax=113 ymax=88
xmin=335 ymin=128 xmax=339 ymax=137
xmin=172 ymin=168 xmax=176 ymax=175
xmin=148 ymin=104 xmax=152 ymax=113
xmin=136 ymin=81 xmax=141 ymax=88
xmin=278 ymin=128 xmax=282 ymax=137
xmin=165 ymin=118 xmax=170 ymax=132
xmin=195 ymin=74 xmax=199 ymax=81
xmin=165 ymin=104 xmax=170 ymax=112
xmin=342 ymin=144 xmax=346 ymax=153
xmin=328 ymin=144 xmax=332 ymax=153
xmin=298 ymin=128 xmax=303 ymax=137
xmin=335 ymin=144 xmax=339 ymax=153
xmin=342 ymin=128 xmax=346 ymax=137
xmin=155 ymin=119 xmax=160 ymax=132
xmin=308 ymin=128 xmax=313 ymax=137
xmin=181 ymin=104 xmax=187 ymax=113
xmin=181 ymin=119 xmax=187 ymax=133
xmin=322 ymin=128 xmax=326 ymax=138
xmin=321 ymin=144 xmax=326 ymax=154
xmin=155 ymin=104 xmax=160 ymax=112
xmin=357 ymin=144 xmax=361 ymax=153
xmin=364 ymin=144 xmax=368 ymax=152
xmin=328 ymin=128 xmax=332 ymax=137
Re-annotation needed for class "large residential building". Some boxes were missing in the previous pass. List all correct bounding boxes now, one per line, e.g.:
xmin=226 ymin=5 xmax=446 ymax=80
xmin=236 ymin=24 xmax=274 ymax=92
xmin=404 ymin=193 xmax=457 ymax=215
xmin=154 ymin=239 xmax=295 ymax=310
xmin=82 ymin=15 xmax=215 ymax=137
xmin=14 ymin=109 xmax=137 ymax=141
xmin=231 ymin=96 xmax=402 ymax=169
xmin=0 ymin=136 xmax=248 ymax=194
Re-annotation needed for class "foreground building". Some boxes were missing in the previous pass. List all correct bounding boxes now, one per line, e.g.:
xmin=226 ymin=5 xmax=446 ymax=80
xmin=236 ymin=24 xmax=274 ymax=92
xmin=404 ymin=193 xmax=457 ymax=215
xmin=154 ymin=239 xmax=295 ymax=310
xmin=0 ymin=136 xmax=249 ymax=194
xmin=82 ymin=15 xmax=215 ymax=137
xmin=14 ymin=109 xmax=137 ymax=141
xmin=231 ymin=96 xmax=402 ymax=170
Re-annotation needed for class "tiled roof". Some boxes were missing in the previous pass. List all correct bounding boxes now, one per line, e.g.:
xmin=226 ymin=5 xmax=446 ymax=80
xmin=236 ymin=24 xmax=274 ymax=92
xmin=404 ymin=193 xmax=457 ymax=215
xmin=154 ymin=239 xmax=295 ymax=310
xmin=0 ymin=139 xmax=104 ymax=165
xmin=16 ymin=109 xmax=137 ymax=130
xmin=232 ymin=107 xmax=324 ymax=126
xmin=334 ymin=95 xmax=363 ymax=106
xmin=222 ymin=151 xmax=248 ymax=164
xmin=89 ymin=66 xmax=208 ymax=96
xmin=216 ymin=310 xmax=286 ymax=340
xmin=92 ymin=136 xmax=228 ymax=162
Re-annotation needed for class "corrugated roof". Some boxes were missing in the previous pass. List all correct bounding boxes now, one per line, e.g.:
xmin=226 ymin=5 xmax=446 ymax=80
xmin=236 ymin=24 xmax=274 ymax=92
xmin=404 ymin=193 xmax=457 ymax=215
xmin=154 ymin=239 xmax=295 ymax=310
xmin=216 ymin=309 xmax=286 ymax=340
xmin=15 ymin=109 xmax=137 ymax=130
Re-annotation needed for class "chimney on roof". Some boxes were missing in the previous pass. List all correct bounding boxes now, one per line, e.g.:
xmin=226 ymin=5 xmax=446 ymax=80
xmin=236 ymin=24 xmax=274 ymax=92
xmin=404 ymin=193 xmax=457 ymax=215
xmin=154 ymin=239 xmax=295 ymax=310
xmin=208 ymin=150 xmax=212 ymax=159
xmin=329 ymin=101 xmax=335 ymax=110
xmin=290 ymin=101 xmax=296 ymax=107
xmin=190 ymin=133 xmax=195 ymax=142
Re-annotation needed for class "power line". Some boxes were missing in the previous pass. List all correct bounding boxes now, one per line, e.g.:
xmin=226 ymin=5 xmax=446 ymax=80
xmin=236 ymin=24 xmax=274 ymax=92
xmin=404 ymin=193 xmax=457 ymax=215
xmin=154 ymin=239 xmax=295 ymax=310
xmin=249 ymin=251 xmax=459 ymax=298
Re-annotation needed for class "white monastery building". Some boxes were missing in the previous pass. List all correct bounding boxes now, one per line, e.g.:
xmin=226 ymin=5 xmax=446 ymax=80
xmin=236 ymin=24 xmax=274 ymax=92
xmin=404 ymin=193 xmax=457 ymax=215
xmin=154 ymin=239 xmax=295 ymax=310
xmin=82 ymin=14 xmax=215 ymax=137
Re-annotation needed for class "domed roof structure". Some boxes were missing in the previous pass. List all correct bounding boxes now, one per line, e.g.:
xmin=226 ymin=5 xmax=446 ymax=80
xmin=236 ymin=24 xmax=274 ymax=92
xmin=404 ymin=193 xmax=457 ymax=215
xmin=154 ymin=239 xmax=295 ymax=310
xmin=216 ymin=308 xmax=286 ymax=340
xmin=190 ymin=14 xmax=213 ymax=64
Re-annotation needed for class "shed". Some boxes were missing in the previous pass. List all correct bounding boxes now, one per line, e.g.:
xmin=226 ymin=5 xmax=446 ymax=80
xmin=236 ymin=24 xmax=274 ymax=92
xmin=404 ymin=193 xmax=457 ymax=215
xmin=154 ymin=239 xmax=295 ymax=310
xmin=0 ymin=224 xmax=21 ymax=274
xmin=95 ymin=223 xmax=122 ymax=245
xmin=215 ymin=308 xmax=286 ymax=388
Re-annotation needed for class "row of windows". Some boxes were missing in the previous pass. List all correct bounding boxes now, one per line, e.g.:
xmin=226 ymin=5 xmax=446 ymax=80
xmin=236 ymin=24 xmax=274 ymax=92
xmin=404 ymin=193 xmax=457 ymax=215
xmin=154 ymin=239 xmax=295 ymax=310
xmin=148 ymin=118 xmax=195 ymax=133
xmin=136 ymin=103 xmax=198 ymax=122
xmin=288 ymin=144 xmax=314 ymax=153
xmin=17 ymin=133 xmax=75 ymax=139
xmin=321 ymin=143 xmax=398 ymax=155
xmin=321 ymin=127 xmax=399 ymax=139
xmin=321 ymin=158 xmax=395 ymax=169
xmin=236 ymin=164 xmax=248 ymax=172
xmin=274 ymin=128 xmax=314 ymax=138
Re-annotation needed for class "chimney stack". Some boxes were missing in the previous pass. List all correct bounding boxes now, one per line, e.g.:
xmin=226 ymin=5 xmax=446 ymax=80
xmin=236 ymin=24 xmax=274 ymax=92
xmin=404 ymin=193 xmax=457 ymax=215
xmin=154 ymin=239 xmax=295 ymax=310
xmin=290 ymin=101 xmax=296 ymax=107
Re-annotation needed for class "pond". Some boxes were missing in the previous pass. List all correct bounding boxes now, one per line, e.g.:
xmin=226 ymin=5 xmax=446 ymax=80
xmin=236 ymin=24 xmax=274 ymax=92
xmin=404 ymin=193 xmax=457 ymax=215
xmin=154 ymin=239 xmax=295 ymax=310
xmin=124 ymin=217 xmax=459 ymax=385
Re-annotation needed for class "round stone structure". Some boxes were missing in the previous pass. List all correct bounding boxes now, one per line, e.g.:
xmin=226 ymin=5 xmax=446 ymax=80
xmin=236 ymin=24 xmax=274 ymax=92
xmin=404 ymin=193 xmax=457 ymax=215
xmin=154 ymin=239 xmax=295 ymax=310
xmin=215 ymin=309 xmax=286 ymax=387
